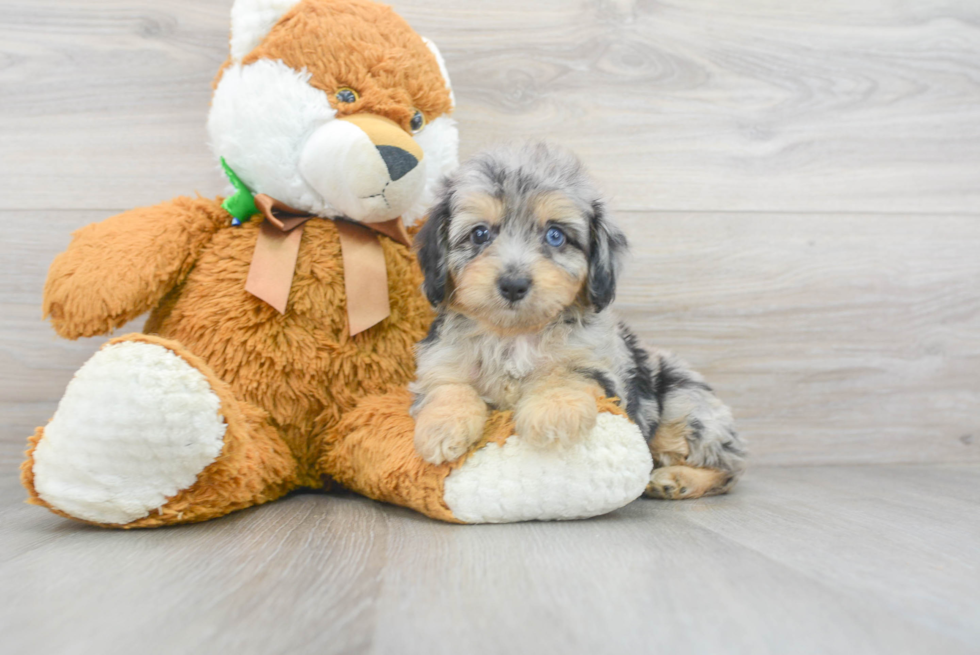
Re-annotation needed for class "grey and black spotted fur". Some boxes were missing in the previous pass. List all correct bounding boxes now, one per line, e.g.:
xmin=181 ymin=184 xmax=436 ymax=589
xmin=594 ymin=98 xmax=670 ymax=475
xmin=412 ymin=142 xmax=746 ymax=498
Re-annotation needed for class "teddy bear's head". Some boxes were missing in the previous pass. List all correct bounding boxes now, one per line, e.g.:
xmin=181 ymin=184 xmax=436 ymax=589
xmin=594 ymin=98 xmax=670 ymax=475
xmin=208 ymin=0 xmax=458 ymax=225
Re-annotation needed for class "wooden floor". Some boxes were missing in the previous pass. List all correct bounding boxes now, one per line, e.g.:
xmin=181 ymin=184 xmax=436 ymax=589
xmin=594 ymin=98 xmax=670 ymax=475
xmin=2 ymin=0 xmax=980 ymax=653
xmin=1 ymin=442 xmax=978 ymax=655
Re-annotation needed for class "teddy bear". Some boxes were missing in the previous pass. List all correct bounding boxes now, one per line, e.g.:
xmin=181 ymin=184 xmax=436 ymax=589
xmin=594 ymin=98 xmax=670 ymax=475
xmin=20 ymin=0 xmax=652 ymax=527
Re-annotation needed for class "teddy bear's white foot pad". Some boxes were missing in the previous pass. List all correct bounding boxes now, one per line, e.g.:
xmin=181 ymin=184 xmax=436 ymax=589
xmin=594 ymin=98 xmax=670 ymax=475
xmin=443 ymin=413 xmax=652 ymax=523
xmin=32 ymin=341 xmax=227 ymax=525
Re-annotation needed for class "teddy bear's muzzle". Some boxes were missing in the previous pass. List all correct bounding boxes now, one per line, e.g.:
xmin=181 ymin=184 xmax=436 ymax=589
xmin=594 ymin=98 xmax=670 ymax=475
xmin=299 ymin=113 xmax=427 ymax=224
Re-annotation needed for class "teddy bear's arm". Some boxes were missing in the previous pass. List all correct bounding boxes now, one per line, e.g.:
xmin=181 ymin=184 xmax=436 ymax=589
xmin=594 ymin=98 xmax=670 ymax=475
xmin=43 ymin=196 xmax=229 ymax=339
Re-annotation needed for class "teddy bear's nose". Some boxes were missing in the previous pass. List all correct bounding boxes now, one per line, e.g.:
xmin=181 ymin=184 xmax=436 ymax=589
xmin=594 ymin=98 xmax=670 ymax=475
xmin=376 ymin=145 xmax=418 ymax=181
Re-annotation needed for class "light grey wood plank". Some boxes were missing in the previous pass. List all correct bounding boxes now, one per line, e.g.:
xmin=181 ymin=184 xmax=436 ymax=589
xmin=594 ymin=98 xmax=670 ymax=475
xmin=4 ymin=210 xmax=978 ymax=466
xmin=427 ymin=0 xmax=980 ymax=213
xmin=0 ymin=495 xmax=390 ymax=655
xmin=614 ymin=211 xmax=980 ymax=466
xmin=0 ymin=0 xmax=231 ymax=211
xmin=0 ymin=210 xmax=143 ymax=421
xmin=2 ymin=460 xmax=978 ymax=655
xmin=0 ymin=462 xmax=76 ymax=565
xmin=369 ymin=478 xmax=978 ymax=655
xmin=677 ymin=465 xmax=980 ymax=645
xmin=2 ymin=0 xmax=979 ymax=213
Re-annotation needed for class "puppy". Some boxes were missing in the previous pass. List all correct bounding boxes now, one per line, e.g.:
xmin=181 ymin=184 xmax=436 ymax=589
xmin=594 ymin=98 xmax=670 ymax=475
xmin=410 ymin=142 xmax=746 ymax=499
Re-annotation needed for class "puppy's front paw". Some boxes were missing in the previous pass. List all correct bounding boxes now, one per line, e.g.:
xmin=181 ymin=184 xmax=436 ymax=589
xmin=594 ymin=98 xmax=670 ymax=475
xmin=413 ymin=385 xmax=488 ymax=465
xmin=515 ymin=386 xmax=598 ymax=448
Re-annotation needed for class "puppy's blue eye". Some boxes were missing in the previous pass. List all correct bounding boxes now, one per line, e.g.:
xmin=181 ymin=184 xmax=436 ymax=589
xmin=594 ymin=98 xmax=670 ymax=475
xmin=471 ymin=225 xmax=491 ymax=245
xmin=545 ymin=226 xmax=566 ymax=247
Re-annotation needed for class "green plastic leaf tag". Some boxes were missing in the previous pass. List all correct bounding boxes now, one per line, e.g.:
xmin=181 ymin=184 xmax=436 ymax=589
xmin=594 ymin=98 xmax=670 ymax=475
xmin=220 ymin=157 xmax=258 ymax=222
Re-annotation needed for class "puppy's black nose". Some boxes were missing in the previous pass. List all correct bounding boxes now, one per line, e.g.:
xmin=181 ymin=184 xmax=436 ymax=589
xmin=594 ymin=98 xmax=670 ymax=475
xmin=498 ymin=275 xmax=532 ymax=302
xmin=376 ymin=145 xmax=418 ymax=181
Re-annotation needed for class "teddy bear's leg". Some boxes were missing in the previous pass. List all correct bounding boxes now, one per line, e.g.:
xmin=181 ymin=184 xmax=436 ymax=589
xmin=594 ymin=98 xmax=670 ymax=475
xmin=318 ymin=390 xmax=653 ymax=524
xmin=21 ymin=334 xmax=299 ymax=528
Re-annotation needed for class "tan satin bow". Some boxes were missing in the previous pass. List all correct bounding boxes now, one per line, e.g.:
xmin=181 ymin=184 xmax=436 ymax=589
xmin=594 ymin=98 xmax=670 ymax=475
xmin=243 ymin=194 xmax=411 ymax=336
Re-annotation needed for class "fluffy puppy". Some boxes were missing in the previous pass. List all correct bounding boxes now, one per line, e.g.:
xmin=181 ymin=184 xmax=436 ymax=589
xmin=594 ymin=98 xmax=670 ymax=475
xmin=411 ymin=142 xmax=746 ymax=499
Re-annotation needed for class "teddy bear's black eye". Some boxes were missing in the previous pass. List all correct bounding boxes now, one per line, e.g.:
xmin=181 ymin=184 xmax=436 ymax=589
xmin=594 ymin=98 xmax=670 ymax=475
xmin=336 ymin=88 xmax=358 ymax=104
xmin=471 ymin=225 xmax=491 ymax=245
xmin=410 ymin=109 xmax=425 ymax=133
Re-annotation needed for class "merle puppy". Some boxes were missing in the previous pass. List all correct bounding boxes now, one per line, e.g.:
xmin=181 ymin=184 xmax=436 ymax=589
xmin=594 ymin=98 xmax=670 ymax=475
xmin=410 ymin=142 xmax=746 ymax=499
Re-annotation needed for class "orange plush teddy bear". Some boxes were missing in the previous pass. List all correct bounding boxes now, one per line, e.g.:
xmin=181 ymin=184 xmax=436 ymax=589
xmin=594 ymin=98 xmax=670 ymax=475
xmin=21 ymin=0 xmax=651 ymax=527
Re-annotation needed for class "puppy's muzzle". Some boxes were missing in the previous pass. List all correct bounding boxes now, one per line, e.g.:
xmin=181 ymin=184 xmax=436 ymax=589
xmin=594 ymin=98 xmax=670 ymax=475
xmin=497 ymin=274 xmax=532 ymax=303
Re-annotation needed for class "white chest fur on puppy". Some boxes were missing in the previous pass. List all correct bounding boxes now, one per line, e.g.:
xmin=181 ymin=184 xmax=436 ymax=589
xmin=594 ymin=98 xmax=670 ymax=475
xmin=486 ymin=334 xmax=542 ymax=381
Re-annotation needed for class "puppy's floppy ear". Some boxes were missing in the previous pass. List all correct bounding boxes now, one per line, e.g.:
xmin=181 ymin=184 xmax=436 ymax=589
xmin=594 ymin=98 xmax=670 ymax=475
xmin=415 ymin=187 xmax=454 ymax=306
xmin=587 ymin=199 xmax=628 ymax=312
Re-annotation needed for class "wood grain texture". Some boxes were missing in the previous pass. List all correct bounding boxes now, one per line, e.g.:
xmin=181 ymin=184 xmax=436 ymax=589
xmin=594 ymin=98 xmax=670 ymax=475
xmin=4 ymin=210 xmax=977 ymax=466
xmin=614 ymin=211 xmax=980 ymax=465
xmin=1 ymin=0 xmax=980 ymax=212
xmin=1 ymin=450 xmax=978 ymax=655
xmin=2 ymin=2 xmax=978 ymax=465
xmin=2 ymin=3 xmax=979 ymax=651
xmin=0 ymin=1 xmax=229 ymax=212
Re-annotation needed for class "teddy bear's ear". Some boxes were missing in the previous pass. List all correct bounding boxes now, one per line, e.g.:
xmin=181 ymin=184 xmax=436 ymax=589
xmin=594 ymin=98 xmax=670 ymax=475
xmin=229 ymin=0 xmax=302 ymax=62
xmin=421 ymin=37 xmax=455 ymax=109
